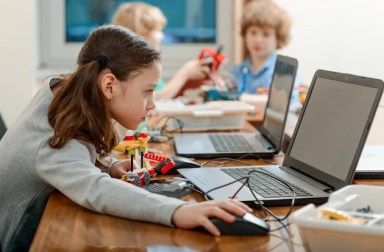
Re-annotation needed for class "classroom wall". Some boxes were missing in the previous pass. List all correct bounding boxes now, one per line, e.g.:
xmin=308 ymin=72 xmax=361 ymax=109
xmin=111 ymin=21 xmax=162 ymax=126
xmin=0 ymin=0 xmax=36 ymax=126
xmin=0 ymin=0 xmax=383 ymax=126
xmin=278 ymin=0 xmax=384 ymax=88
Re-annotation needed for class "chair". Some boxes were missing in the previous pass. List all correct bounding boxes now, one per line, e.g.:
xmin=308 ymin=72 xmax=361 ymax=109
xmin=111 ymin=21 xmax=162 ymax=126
xmin=0 ymin=113 xmax=6 ymax=141
xmin=7 ymin=187 xmax=54 ymax=252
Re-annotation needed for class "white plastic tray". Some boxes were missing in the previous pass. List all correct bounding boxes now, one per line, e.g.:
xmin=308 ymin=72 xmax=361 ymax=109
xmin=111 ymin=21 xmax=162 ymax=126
xmin=290 ymin=185 xmax=384 ymax=252
xmin=150 ymin=100 xmax=255 ymax=131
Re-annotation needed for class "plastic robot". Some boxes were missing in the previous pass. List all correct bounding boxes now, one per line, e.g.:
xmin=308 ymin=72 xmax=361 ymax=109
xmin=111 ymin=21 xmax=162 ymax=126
xmin=144 ymin=153 xmax=175 ymax=175
xmin=113 ymin=131 xmax=152 ymax=186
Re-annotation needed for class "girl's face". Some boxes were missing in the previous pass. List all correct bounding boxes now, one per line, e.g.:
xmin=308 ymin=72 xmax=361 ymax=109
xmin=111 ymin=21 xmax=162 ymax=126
xmin=145 ymin=28 xmax=164 ymax=49
xmin=106 ymin=62 xmax=161 ymax=130
xmin=245 ymin=25 xmax=277 ymax=60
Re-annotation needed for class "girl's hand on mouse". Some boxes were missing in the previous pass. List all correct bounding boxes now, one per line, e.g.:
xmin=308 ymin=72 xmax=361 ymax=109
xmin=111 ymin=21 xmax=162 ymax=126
xmin=171 ymin=200 xmax=253 ymax=236
xmin=110 ymin=159 xmax=138 ymax=178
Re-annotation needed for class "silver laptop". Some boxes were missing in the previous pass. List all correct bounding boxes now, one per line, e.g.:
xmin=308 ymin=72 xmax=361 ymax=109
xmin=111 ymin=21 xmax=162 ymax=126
xmin=179 ymin=70 xmax=383 ymax=206
xmin=354 ymin=104 xmax=384 ymax=178
xmin=174 ymin=55 xmax=298 ymax=159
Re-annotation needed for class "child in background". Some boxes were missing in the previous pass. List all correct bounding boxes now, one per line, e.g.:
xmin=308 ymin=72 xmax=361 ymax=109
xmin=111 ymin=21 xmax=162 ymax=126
xmin=0 ymin=25 xmax=251 ymax=251
xmin=112 ymin=2 xmax=213 ymax=100
xmin=230 ymin=0 xmax=301 ymax=109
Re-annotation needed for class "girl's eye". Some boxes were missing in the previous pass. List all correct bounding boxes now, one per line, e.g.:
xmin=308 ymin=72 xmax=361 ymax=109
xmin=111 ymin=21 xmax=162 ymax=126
xmin=146 ymin=90 xmax=154 ymax=95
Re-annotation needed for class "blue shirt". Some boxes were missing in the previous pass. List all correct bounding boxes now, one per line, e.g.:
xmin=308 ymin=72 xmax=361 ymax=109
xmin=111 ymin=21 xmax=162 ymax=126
xmin=230 ymin=53 xmax=278 ymax=94
xmin=230 ymin=53 xmax=301 ymax=108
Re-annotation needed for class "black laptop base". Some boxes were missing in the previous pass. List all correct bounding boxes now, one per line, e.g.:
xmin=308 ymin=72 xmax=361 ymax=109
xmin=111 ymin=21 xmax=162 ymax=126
xmin=174 ymin=150 xmax=276 ymax=160
xmin=354 ymin=172 xmax=384 ymax=179
xmin=203 ymin=193 xmax=329 ymax=207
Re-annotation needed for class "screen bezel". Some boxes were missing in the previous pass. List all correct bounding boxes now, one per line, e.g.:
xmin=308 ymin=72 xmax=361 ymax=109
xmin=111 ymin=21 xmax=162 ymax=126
xmin=258 ymin=55 xmax=298 ymax=153
xmin=38 ymin=0 xmax=234 ymax=78
xmin=283 ymin=70 xmax=383 ymax=190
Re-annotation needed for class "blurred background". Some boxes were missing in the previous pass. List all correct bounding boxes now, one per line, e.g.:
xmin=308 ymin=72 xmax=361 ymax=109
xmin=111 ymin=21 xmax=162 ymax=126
xmin=1 ymin=0 xmax=384 ymax=126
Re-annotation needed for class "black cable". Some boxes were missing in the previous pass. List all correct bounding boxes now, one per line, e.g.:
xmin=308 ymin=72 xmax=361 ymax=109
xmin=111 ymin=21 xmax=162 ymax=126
xmin=200 ymin=160 xmax=226 ymax=166
xmin=157 ymin=116 xmax=184 ymax=134
xmin=200 ymin=154 xmax=281 ymax=167
xmin=166 ymin=139 xmax=295 ymax=232
xmin=204 ymin=176 xmax=269 ymax=220
xmin=202 ymin=169 xmax=296 ymax=232
xmin=185 ymin=186 xmax=203 ymax=195
xmin=235 ymin=153 xmax=281 ymax=165
xmin=246 ymin=170 xmax=296 ymax=222
xmin=201 ymin=158 xmax=254 ymax=167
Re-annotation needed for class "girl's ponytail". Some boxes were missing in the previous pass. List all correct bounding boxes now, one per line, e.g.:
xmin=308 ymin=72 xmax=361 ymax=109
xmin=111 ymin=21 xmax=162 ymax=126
xmin=48 ymin=59 xmax=117 ymax=154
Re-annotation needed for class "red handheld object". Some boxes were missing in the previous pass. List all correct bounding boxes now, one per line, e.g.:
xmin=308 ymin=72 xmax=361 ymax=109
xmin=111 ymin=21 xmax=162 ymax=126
xmin=198 ymin=47 xmax=225 ymax=72
xmin=174 ymin=46 xmax=226 ymax=98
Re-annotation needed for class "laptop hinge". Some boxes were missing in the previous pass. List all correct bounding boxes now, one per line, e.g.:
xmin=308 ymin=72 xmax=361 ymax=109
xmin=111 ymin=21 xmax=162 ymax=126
xmin=255 ymin=134 xmax=274 ymax=150
xmin=288 ymin=165 xmax=336 ymax=192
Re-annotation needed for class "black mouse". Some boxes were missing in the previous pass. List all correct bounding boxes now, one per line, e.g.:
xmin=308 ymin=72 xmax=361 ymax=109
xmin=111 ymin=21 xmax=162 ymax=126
xmin=155 ymin=155 xmax=201 ymax=174
xmin=210 ymin=213 xmax=270 ymax=236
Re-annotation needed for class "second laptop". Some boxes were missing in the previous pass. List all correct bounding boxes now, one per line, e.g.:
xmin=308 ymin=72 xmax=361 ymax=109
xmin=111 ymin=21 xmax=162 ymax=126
xmin=173 ymin=54 xmax=298 ymax=159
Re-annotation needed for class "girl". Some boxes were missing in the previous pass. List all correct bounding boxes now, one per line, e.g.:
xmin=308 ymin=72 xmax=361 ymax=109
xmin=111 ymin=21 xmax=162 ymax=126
xmin=0 ymin=25 xmax=250 ymax=251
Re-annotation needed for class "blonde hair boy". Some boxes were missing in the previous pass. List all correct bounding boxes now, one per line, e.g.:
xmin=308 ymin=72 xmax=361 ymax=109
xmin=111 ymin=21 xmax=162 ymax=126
xmin=241 ymin=0 xmax=291 ymax=50
xmin=112 ymin=2 xmax=213 ymax=101
xmin=230 ymin=0 xmax=300 ymax=106
xmin=112 ymin=2 xmax=167 ymax=38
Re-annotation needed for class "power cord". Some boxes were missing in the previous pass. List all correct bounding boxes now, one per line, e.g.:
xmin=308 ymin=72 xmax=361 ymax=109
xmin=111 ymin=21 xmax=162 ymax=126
xmin=154 ymin=115 xmax=184 ymax=134
xmin=196 ymin=155 xmax=296 ymax=234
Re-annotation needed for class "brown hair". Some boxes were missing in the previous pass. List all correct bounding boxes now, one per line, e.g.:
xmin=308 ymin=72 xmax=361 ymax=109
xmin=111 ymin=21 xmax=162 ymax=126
xmin=47 ymin=25 xmax=161 ymax=155
xmin=112 ymin=2 xmax=167 ymax=37
xmin=241 ymin=0 xmax=291 ymax=49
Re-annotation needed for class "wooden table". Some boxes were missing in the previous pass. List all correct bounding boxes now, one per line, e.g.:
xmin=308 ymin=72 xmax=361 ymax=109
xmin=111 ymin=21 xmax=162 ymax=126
xmin=30 ymin=116 xmax=384 ymax=251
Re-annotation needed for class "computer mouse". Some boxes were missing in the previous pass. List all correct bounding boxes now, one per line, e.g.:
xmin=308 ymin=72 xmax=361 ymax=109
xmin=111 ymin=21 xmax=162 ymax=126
xmin=209 ymin=213 xmax=270 ymax=236
xmin=155 ymin=155 xmax=201 ymax=175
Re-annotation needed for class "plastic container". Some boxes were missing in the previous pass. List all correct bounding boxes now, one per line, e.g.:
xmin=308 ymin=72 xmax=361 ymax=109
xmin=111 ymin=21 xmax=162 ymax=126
xmin=150 ymin=100 xmax=255 ymax=132
xmin=290 ymin=185 xmax=384 ymax=252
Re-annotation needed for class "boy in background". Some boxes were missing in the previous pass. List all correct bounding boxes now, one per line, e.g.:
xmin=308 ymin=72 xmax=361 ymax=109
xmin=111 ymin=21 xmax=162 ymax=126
xmin=231 ymin=0 xmax=301 ymax=111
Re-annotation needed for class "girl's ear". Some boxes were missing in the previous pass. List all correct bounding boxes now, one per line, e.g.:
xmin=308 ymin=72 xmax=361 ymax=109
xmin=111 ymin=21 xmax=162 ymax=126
xmin=99 ymin=73 xmax=117 ymax=101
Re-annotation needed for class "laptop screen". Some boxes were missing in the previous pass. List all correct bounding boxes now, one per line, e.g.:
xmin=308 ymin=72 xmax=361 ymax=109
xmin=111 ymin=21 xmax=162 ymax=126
xmin=285 ymin=73 xmax=382 ymax=188
xmin=260 ymin=56 xmax=297 ymax=149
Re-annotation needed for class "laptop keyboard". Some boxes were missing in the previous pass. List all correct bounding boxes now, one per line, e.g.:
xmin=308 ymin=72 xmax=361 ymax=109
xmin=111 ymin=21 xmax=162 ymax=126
xmin=209 ymin=134 xmax=255 ymax=152
xmin=221 ymin=167 xmax=312 ymax=198
xmin=142 ymin=183 xmax=192 ymax=198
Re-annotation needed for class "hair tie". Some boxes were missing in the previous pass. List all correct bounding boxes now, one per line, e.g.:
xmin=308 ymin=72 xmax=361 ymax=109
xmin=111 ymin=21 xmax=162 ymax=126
xmin=94 ymin=55 xmax=108 ymax=69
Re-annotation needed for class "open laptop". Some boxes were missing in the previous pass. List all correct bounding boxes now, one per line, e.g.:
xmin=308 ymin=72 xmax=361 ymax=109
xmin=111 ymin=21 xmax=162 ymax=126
xmin=173 ymin=55 xmax=298 ymax=159
xmin=355 ymin=145 xmax=384 ymax=179
xmin=179 ymin=70 xmax=383 ymax=206
xmin=354 ymin=96 xmax=384 ymax=178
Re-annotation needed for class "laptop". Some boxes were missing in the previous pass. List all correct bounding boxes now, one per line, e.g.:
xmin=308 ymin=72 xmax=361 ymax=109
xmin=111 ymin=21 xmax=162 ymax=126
xmin=355 ymin=145 xmax=384 ymax=179
xmin=179 ymin=70 xmax=383 ymax=206
xmin=354 ymin=100 xmax=384 ymax=178
xmin=173 ymin=55 xmax=298 ymax=159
